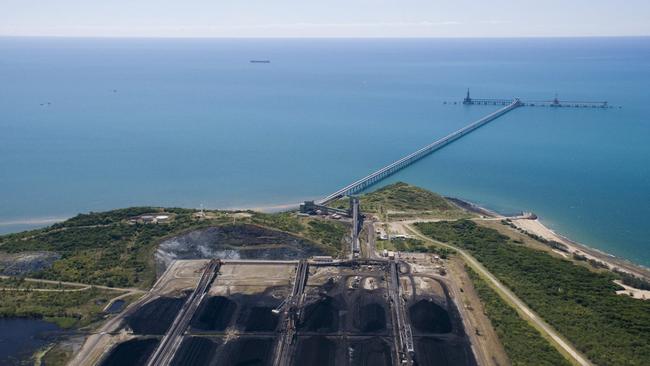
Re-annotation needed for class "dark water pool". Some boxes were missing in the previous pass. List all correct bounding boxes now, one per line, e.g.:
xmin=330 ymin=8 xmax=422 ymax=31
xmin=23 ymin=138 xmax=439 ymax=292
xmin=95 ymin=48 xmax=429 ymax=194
xmin=0 ymin=318 xmax=62 ymax=366
xmin=105 ymin=299 xmax=125 ymax=314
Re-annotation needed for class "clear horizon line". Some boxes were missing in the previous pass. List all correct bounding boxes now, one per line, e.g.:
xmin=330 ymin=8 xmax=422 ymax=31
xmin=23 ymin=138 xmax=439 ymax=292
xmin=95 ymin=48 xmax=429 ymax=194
xmin=1 ymin=34 xmax=649 ymax=40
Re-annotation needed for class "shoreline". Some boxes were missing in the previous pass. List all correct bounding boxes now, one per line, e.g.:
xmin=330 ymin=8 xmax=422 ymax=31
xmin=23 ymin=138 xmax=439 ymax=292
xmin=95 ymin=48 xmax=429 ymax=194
xmin=3 ymin=197 xmax=649 ymax=281
xmin=451 ymin=196 xmax=650 ymax=281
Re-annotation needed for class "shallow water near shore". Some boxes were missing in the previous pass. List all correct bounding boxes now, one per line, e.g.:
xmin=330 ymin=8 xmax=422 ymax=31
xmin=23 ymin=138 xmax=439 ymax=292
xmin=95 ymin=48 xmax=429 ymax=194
xmin=0 ymin=318 xmax=62 ymax=365
xmin=1 ymin=37 xmax=649 ymax=266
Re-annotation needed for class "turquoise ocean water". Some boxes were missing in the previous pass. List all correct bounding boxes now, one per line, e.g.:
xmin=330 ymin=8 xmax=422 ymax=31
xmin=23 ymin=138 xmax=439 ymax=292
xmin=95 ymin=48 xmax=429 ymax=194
xmin=1 ymin=37 xmax=649 ymax=266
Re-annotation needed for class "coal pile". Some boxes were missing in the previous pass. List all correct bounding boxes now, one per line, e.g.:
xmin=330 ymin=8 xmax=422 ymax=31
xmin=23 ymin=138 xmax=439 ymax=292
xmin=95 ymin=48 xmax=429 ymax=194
xmin=191 ymin=296 xmax=237 ymax=331
xmin=241 ymin=305 xmax=280 ymax=332
xmin=413 ymin=337 xmax=477 ymax=366
xmin=409 ymin=299 xmax=452 ymax=334
xmin=216 ymin=337 xmax=275 ymax=366
xmin=293 ymin=336 xmax=338 ymax=366
xmin=407 ymin=279 xmax=476 ymax=366
xmin=348 ymin=286 xmax=388 ymax=333
xmin=170 ymin=336 xmax=220 ymax=366
xmin=99 ymin=338 xmax=159 ymax=366
xmin=126 ymin=296 xmax=186 ymax=334
xmin=349 ymin=337 xmax=393 ymax=366
xmin=357 ymin=303 xmax=386 ymax=332
xmin=300 ymin=295 xmax=342 ymax=332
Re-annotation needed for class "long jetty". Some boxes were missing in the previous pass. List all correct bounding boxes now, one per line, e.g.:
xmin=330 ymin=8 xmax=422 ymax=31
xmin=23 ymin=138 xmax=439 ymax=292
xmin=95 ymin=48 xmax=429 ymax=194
xmin=317 ymin=99 xmax=522 ymax=204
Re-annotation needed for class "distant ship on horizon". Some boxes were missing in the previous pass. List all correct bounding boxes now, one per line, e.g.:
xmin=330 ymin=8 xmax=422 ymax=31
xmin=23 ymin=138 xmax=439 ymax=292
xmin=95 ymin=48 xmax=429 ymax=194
xmin=250 ymin=60 xmax=271 ymax=63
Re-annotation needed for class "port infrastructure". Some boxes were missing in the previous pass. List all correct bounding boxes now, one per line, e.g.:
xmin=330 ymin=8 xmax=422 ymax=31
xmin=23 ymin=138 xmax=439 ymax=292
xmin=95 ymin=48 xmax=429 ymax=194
xmin=459 ymin=89 xmax=612 ymax=108
xmin=389 ymin=260 xmax=415 ymax=365
xmin=351 ymin=196 xmax=362 ymax=258
xmin=318 ymin=98 xmax=522 ymax=204
xmin=145 ymin=259 xmax=221 ymax=366
xmin=272 ymin=259 xmax=310 ymax=366
xmin=318 ymin=90 xmax=613 ymax=205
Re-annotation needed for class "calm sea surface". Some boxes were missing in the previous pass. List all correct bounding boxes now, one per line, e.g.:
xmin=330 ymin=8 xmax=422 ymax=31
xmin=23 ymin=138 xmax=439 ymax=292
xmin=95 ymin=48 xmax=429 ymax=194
xmin=1 ymin=37 xmax=649 ymax=265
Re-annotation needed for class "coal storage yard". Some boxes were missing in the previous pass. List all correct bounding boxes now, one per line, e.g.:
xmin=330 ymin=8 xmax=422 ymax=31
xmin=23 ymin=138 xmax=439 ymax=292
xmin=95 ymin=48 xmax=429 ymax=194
xmin=96 ymin=260 xmax=477 ymax=366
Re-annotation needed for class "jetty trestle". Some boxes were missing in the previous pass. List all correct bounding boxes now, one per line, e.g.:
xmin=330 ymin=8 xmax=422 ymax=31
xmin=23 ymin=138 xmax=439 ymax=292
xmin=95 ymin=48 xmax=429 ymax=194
xmin=317 ymin=99 xmax=522 ymax=205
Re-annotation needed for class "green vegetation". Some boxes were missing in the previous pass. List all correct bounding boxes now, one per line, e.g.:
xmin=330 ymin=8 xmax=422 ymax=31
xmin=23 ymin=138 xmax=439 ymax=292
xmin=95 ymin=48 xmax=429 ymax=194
xmin=0 ymin=208 xmax=347 ymax=289
xmin=304 ymin=220 xmax=347 ymax=254
xmin=330 ymin=182 xmax=470 ymax=219
xmin=0 ymin=287 xmax=119 ymax=328
xmin=614 ymin=269 xmax=650 ymax=291
xmin=40 ymin=343 xmax=74 ymax=366
xmin=251 ymin=212 xmax=348 ymax=255
xmin=0 ymin=207 xmax=218 ymax=288
xmin=0 ymin=207 xmax=348 ymax=364
xmin=0 ymin=277 xmax=80 ymax=290
xmin=467 ymin=266 xmax=571 ymax=366
xmin=251 ymin=211 xmax=306 ymax=233
xmin=416 ymin=220 xmax=650 ymax=366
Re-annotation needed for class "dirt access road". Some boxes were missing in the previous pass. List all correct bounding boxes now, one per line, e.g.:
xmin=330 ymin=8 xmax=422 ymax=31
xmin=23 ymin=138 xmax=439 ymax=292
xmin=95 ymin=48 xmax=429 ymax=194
xmin=402 ymin=223 xmax=593 ymax=366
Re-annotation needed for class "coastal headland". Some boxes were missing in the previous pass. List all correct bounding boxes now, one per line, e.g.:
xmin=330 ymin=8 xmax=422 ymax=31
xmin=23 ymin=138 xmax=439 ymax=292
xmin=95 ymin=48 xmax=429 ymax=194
xmin=0 ymin=182 xmax=649 ymax=365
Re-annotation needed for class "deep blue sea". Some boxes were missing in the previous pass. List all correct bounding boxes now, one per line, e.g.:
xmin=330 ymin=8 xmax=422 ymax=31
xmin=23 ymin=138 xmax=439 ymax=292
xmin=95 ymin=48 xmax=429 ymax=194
xmin=1 ymin=37 xmax=649 ymax=266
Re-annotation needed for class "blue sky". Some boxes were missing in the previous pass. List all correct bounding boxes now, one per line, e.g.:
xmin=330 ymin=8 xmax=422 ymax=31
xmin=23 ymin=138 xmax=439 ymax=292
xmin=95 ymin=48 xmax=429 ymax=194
xmin=1 ymin=0 xmax=649 ymax=37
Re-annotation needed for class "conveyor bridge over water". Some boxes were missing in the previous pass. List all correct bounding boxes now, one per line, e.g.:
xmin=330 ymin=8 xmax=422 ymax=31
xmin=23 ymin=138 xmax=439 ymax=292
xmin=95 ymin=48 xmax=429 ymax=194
xmin=317 ymin=99 xmax=522 ymax=205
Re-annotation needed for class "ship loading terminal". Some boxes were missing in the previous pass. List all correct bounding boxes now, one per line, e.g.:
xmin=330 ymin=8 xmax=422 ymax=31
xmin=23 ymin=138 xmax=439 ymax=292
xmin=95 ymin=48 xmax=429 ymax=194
xmin=73 ymin=90 xmax=611 ymax=366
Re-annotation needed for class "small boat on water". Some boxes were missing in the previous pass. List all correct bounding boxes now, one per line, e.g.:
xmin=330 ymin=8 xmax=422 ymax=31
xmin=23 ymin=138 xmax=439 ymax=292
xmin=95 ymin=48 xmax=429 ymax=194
xmin=250 ymin=60 xmax=271 ymax=63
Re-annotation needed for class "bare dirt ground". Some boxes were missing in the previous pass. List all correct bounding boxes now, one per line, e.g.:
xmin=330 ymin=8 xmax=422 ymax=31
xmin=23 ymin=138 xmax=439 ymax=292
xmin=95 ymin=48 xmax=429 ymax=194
xmin=209 ymin=262 xmax=295 ymax=296
xmin=447 ymin=258 xmax=510 ymax=366
xmin=614 ymin=280 xmax=650 ymax=300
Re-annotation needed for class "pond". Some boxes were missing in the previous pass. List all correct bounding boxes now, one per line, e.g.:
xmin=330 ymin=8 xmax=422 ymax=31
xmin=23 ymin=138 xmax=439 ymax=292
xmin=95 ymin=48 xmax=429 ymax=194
xmin=0 ymin=318 xmax=62 ymax=365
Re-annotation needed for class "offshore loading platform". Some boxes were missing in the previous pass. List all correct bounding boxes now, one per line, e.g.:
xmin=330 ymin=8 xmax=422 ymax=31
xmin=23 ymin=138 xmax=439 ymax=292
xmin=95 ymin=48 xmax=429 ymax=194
xmin=455 ymin=89 xmax=613 ymax=108
xmin=313 ymin=90 xmax=612 ymax=205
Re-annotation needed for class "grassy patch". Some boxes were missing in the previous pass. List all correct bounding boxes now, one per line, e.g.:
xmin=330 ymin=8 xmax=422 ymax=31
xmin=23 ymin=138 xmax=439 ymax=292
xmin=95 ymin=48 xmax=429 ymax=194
xmin=416 ymin=220 xmax=650 ymax=366
xmin=330 ymin=182 xmax=470 ymax=219
xmin=1 ymin=208 xmax=349 ymax=288
xmin=40 ymin=343 xmax=74 ymax=366
xmin=0 ymin=277 xmax=82 ymax=290
xmin=0 ymin=287 xmax=120 ymax=328
xmin=466 ymin=266 xmax=571 ymax=366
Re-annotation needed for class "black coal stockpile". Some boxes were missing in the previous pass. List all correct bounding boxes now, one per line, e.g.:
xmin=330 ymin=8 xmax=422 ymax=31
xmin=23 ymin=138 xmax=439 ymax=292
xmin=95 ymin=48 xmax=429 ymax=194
xmin=126 ymin=296 xmax=187 ymax=334
xmin=216 ymin=337 xmax=275 ymax=366
xmin=190 ymin=296 xmax=237 ymax=331
xmin=241 ymin=305 xmax=280 ymax=332
xmin=170 ymin=337 xmax=221 ymax=366
xmin=414 ymin=337 xmax=477 ymax=366
xmin=409 ymin=299 xmax=453 ymax=334
xmin=293 ymin=336 xmax=338 ymax=366
xmin=300 ymin=295 xmax=341 ymax=332
xmin=349 ymin=337 xmax=393 ymax=366
xmin=348 ymin=286 xmax=388 ymax=333
xmin=99 ymin=338 xmax=159 ymax=366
